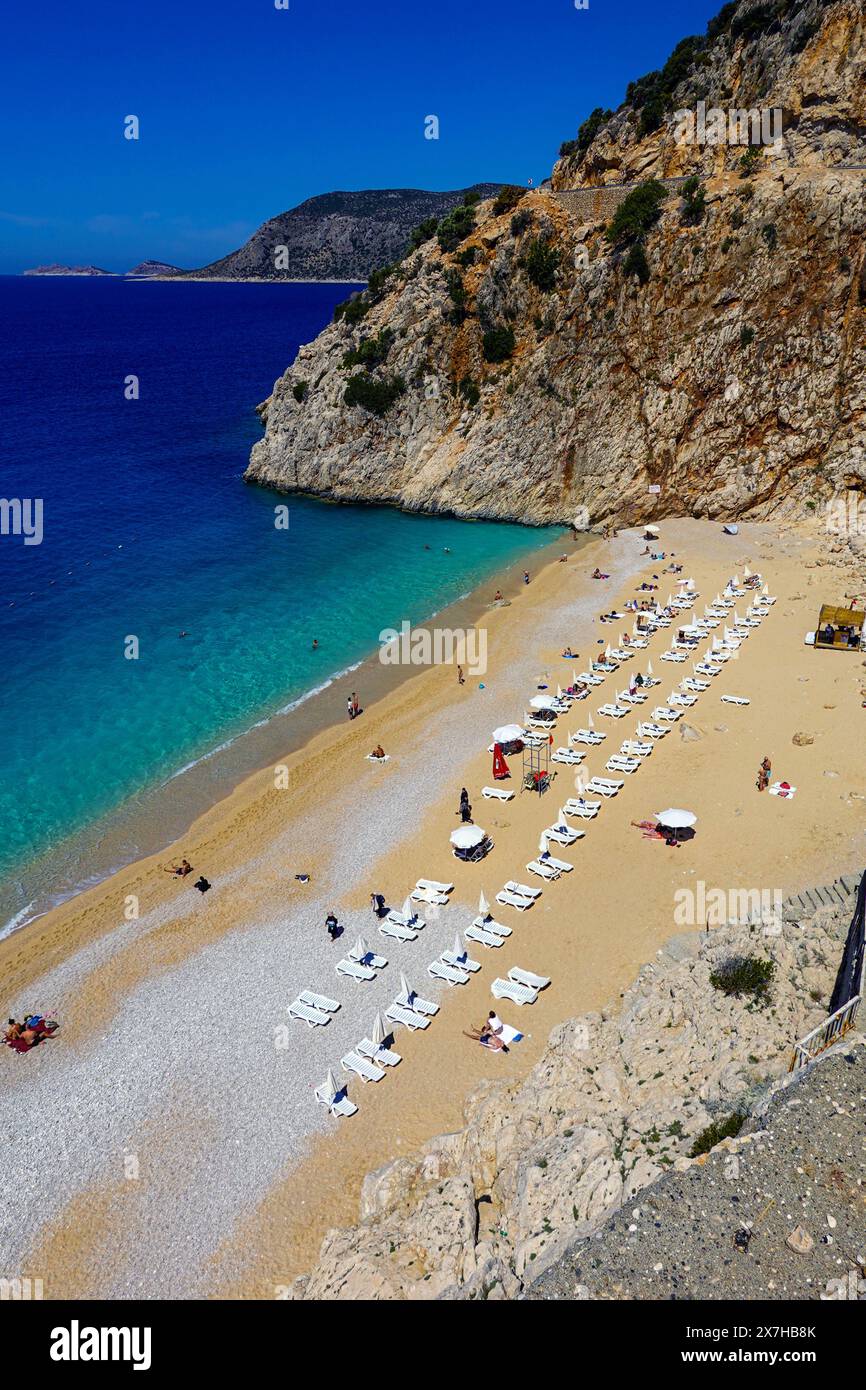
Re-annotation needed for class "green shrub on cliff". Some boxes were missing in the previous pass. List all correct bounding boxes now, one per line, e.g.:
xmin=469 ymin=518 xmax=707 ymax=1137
xmin=522 ymin=236 xmax=560 ymax=291
xmin=623 ymin=241 xmax=650 ymax=285
xmin=333 ymin=293 xmax=368 ymax=326
xmin=605 ymin=180 xmax=668 ymax=245
xmin=680 ymin=176 xmax=706 ymax=225
xmin=709 ymin=954 xmax=774 ymax=1001
xmin=409 ymin=217 xmax=439 ymax=251
xmin=292 ymin=380 xmax=308 ymax=403
xmin=689 ymin=1111 xmax=745 ymax=1158
xmin=342 ymin=328 xmax=394 ymax=369
xmin=343 ymin=372 xmax=406 ymax=416
xmin=437 ymin=204 xmax=476 ymax=254
xmin=492 ymin=185 xmax=526 ymax=216
xmin=482 ymin=325 xmax=515 ymax=363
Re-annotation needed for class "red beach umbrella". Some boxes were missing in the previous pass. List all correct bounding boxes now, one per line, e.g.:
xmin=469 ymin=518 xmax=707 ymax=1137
xmin=492 ymin=743 xmax=510 ymax=780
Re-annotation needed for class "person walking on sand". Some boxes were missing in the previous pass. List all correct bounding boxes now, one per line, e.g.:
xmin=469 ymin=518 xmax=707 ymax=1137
xmin=523 ymin=571 xmax=530 ymax=585
xmin=347 ymin=697 xmax=354 ymax=720
xmin=457 ymin=664 xmax=465 ymax=685
xmin=326 ymin=912 xmax=340 ymax=941
xmin=351 ymin=691 xmax=360 ymax=718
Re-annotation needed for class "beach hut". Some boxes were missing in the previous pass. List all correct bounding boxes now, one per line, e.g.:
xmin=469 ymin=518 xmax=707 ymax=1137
xmin=813 ymin=603 xmax=865 ymax=652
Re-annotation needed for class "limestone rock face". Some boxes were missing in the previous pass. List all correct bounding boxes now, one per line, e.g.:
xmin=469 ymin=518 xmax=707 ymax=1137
xmin=289 ymin=885 xmax=856 ymax=1300
xmin=246 ymin=1 xmax=866 ymax=528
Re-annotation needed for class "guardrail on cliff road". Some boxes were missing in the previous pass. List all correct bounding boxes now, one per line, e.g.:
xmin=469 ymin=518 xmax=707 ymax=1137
xmin=790 ymin=871 xmax=865 ymax=1070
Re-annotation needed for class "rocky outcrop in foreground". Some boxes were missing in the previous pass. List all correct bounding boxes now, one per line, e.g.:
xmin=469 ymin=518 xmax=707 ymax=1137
xmin=528 ymin=1039 xmax=866 ymax=1300
xmin=247 ymin=0 xmax=866 ymax=527
xmin=290 ymin=876 xmax=861 ymax=1300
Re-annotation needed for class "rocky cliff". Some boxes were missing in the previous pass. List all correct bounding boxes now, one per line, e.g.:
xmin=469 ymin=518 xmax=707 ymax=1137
xmin=178 ymin=186 xmax=503 ymax=282
xmin=246 ymin=0 xmax=866 ymax=528
xmin=289 ymin=875 xmax=861 ymax=1300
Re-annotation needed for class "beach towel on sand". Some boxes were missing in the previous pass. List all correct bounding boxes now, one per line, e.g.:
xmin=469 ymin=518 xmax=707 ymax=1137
xmin=769 ymin=782 xmax=797 ymax=799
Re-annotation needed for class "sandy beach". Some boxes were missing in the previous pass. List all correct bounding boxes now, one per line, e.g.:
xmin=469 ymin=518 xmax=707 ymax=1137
xmin=2 ymin=516 xmax=865 ymax=1300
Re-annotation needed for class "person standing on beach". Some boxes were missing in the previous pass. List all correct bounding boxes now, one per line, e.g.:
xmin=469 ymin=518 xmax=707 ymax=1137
xmin=326 ymin=912 xmax=340 ymax=941
xmin=757 ymin=756 xmax=771 ymax=792
xmin=351 ymin=691 xmax=360 ymax=718
xmin=457 ymin=664 xmax=465 ymax=685
xmin=347 ymin=697 xmax=354 ymax=720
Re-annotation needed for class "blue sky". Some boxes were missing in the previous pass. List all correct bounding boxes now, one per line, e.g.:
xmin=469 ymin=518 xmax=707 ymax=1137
xmin=0 ymin=0 xmax=721 ymax=273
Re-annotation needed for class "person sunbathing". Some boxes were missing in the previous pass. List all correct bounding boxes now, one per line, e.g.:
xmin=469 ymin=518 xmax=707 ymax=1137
xmin=463 ymin=1021 xmax=508 ymax=1052
xmin=370 ymin=744 xmax=386 ymax=759
xmin=164 ymin=859 xmax=193 ymax=877
xmin=591 ymin=568 xmax=610 ymax=579
xmin=561 ymin=646 xmax=576 ymax=658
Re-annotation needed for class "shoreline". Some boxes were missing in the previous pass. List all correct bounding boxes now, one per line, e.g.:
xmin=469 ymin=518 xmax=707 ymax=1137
xmin=5 ymin=516 xmax=866 ymax=1299
xmin=0 ymin=524 xmax=571 ymax=943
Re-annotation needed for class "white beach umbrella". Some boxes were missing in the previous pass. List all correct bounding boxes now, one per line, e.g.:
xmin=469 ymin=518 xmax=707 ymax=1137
xmin=530 ymin=694 xmax=557 ymax=711
xmin=372 ymin=1011 xmax=389 ymax=1046
xmin=402 ymin=895 xmax=414 ymax=920
xmin=645 ymin=524 xmax=660 ymax=536
xmin=478 ymin=889 xmax=490 ymax=917
xmin=556 ymin=684 xmax=563 ymax=699
xmin=575 ymin=769 xmax=589 ymax=794
xmin=733 ymin=574 xmax=740 ymax=588
xmin=647 ymin=659 xmax=654 ymax=677
xmin=450 ymin=825 xmax=485 ymax=849
xmin=762 ymin=583 xmax=769 ymax=596
xmin=744 ymin=565 xmax=752 ymax=579
xmin=452 ymin=931 xmax=466 ymax=960
xmin=323 ymin=1069 xmax=340 ymax=1103
xmin=492 ymin=723 xmax=524 ymax=744
xmin=656 ymin=808 xmax=697 ymax=829
xmin=686 ymin=577 xmax=695 ymax=590
xmin=538 ymin=832 xmax=550 ymax=855
xmin=605 ymin=644 xmax=612 ymax=660
xmin=352 ymin=935 xmax=369 ymax=961
xmin=588 ymin=711 xmax=595 ymax=730
xmin=558 ymin=807 xmax=569 ymax=826
xmin=398 ymin=972 xmax=413 ymax=1005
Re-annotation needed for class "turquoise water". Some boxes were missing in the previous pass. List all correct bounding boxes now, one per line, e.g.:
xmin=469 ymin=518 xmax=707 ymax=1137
xmin=0 ymin=277 xmax=562 ymax=927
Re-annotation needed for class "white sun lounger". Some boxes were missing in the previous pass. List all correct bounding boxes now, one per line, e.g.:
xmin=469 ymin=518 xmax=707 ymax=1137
xmin=638 ymin=721 xmax=669 ymax=739
xmin=336 ymin=958 xmax=376 ymax=983
xmin=341 ymin=1051 xmax=385 ymax=1083
xmin=694 ymin=662 xmax=721 ymax=676
xmin=496 ymin=889 xmax=535 ymax=910
xmin=586 ymin=776 xmax=623 ymax=796
xmin=385 ymin=1003 xmax=430 ymax=1030
xmin=621 ymin=740 xmax=653 ymax=758
xmin=411 ymin=887 xmax=449 ymax=906
xmin=606 ymin=756 xmax=640 ymax=774
xmin=396 ymin=992 xmax=439 ymax=1017
xmin=682 ymin=678 xmax=709 ymax=692
xmin=314 ymin=1084 xmax=357 ymax=1117
xmin=721 ymin=694 xmax=751 ymax=705
xmin=509 ymin=966 xmax=550 ymax=991
xmin=379 ymin=919 xmax=419 ymax=943
xmin=504 ymin=880 xmax=541 ymax=899
xmin=617 ymin=691 xmax=647 ymax=706
xmin=428 ymin=958 xmax=470 ymax=986
xmin=387 ymin=908 xmax=425 ymax=929
xmin=299 ymin=990 xmax=340 ymax=1014
xmin=526 ymin=859 xmax=561 ymax=881
xmin=465 ymin=922 xmax=504 ymax=947
xmin=416 ymin=878 xmax=453 ymax=894
xmin=652 ymin=706 xmax=683 ymax=722
xmin=545 ymin=824 xmax=583 ymax=845
xmin=491 ymin=978 xmax=538 ymax=1006
xmin=351 ymin=944 xmax=387 ymax=969
xmin=660 ymin=651 xmax=686 ymax=663
xmin=442 ymin=948 xmax=481 ymax=973
xmin=570 ymin=729 xmax=606 ymax=745
xmin=592 ymin=660 xmax=617 ymax=674
xmin=473 ymin=914 xmax=512 ymax=937
xmin=482 ymin=785 xmax=515 ymax=801
xmin=543 ymin=854 xmax=573 ymax=873
xmin=598 ymin=703 xmax=628 ymax=718
xmin=288 ymin=999 xmax=331 ymax=1027
xmin=668 ymin=692 xmax=697 ymax=707
xmin=552 ymin=748 xmax=584 ymax=765
xmin=357 ymin=1038 xmax=402 ymax=1067
xmin=577 ymin=672 xmax=604 ymax=686
xmin=563 ymin=798 xmax=601 ymax=817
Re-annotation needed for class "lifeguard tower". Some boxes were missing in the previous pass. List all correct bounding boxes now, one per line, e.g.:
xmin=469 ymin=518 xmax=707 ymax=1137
xmin=522 ymin=740 xmax=550 ymax=795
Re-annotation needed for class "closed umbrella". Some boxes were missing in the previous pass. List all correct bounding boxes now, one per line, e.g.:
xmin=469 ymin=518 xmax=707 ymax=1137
xmin=605 ymin=644 xmax=612 ymax=660
xmin=647 ymin=659 xmax=654 ymax=677
xmin=398 ymin=973 xmax=412 ymax=1005
xmin=556 ymin=683 xmax=563 ymax=699
xmin=558 ymin=807 xmax=569 ymax=826
xmin=538 ymin=832 xmax=549 ymax=855
xmin=492 ymin=743 xmax=509 ymax=780
xmin=575 ymin=769 xmax=589 ymax=794
xmin=323 ymin=1068 xmax=340 ymax=1102
xmin=588 ymin=712 xmax=595 ymax=730
xmin=452 ymin=931 xmax=466 ymax=960
xmin=353 ymin=935 xmax=369 ymax=961
xmin=402 ymin=895 xmax=414 ymax=921
xmin=478 ymin=890 xmax=490 ymax=917
xmin=656 ymin=808 xmax=697 ymax=829
xmin=372 ymin=1011 xmax=389 ymax=1046
xmin=744 ymin=565 xmax=752 ymax=579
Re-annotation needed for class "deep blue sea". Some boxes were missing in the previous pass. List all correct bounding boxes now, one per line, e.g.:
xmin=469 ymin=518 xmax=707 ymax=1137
xmin=0 ymin=277 xmax=561 ymax=930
